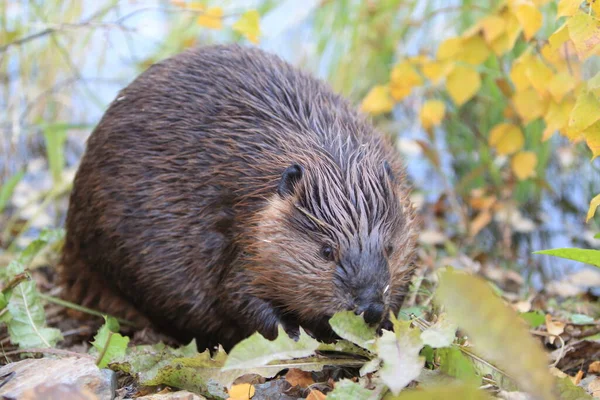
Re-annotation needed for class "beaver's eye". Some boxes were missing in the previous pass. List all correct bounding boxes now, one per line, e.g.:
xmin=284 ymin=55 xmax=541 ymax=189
xmin=385 ymin=243 xmax=394 ymax=257
xmin=320 ymin=245 xmax=335 ymax=261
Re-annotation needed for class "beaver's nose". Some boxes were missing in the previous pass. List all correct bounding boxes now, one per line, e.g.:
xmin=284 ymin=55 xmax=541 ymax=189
xmin=355 ymin=302 xmax=385 ymax=325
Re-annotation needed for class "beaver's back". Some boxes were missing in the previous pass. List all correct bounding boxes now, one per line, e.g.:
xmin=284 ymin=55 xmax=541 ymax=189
xmin=61 ymin=45 xmax=404 ymax=348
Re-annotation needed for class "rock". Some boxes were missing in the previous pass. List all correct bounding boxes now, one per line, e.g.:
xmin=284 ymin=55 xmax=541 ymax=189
xmin=20 ymin=383 xmax=98 ymax=400
xmin=0 ymin=356 xmax=115 ymax=400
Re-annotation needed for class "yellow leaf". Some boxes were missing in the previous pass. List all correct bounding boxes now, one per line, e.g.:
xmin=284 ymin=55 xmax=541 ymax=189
xmin=228 ymin=383 xmax=255 ymax=400
xmin=547 ymin=72 xmax=576 ymax=102
xmin=489 ymin=123 xmax=525 ymax=155
xmin=543 ymin=98 xmax=575 ymax=139
xmin=360 ymin=85 xmax=394 ymax=115
xmin=481 ymin=15 xmax=506 ymax=43
xmin=567 ymin=12 xmax=600 ymax=60
xmin=548 ymin=23 xmax=571 ymax=50
xmin=588 ymin=70 xmax=600 ymax=95
xmin=511 ymin=151 xmax=538 ymax=180
xmin=456 ymin=34 xmax=491 ymax=64
xmin=586 ymin=194 xmax=600 ymax=221
xmin=592 ymin=0 xmax=600 ymax=16
xmin=582 ymin=120 xmax=600 ymax=158
xmin=421 ymin=60 xmax=452 ymax=83
xmin=569 ymin=91 xmax=600 ymax=132
xmin=490 ymin=10 xmax=522 ymax=55
xmin=513 ymin=88 xmax=548 ymax=123
xmin=390 ymin=61 xmax=423 ymax=100
xmin=197 ymin=7 xmax=223 ymax=30
xmin=510 ymin=55 xmax=533 ymax=92
xmin=525 ymin=58 xmax=554 ymax=95
xmin=436 ymin=37 xmax=462 ymax=60
xmin=557 ymin=0 xmax=582 ymax=18
xmin=420 ymin=100 xmax=446 ymax=130
xmin=446 ymin=66 xmax=481 ymax=106
xmin=533 ymin=0 xmax=552 ymax=4
xmin=232 ymin=10 xmax=261 ymax=44
xmin=407 ymin=54 xmax=429 ymax=64
xmin=515 ymin=3 xmax=543 ymax=40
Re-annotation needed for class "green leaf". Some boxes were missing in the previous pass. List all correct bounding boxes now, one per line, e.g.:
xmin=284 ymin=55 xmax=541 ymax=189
xmin=91 ymin=316 xmax=130 ymax=368
xmin=420 ymin=314 xmax=457 ymax=348
xmin=327 ymin=379 xmax=373 ymax=400
xmin=534 ymin=248 xmax=600 ymax=268
xmin=384 ymin=384 xmax=492 ymax=400
xmin=435 ymin=271 xmax=555 ymax=400
xmin=223 ymin=326 xmax=319 ymax=370
xmin=520 ymin=311 xmax=546 ymax=328
xmin=0 ymin=170 xmax=24 ymax=213
xmin=329 ymin=311 xmax=377 ymax=352
xmin=555 ymin=376 xmax=593 ymax=399
xmin=3 ymin=229 xmax=65 ymax=349
xmin=437 ymin=347 xmax=479 ymax=385
xmin=594 ymin=233 xmax=600 ymax=239
xmin=570 ymin=313 xmax=594 ymax=324
xmin=376 ymin=321 xmax=424 ymax=395
xmin=111 ymin=342 xmax=337 ymax=399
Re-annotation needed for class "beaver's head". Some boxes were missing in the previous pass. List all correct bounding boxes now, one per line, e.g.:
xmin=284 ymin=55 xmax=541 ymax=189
xmin=246 ymin=148 xmax=418 ymax=339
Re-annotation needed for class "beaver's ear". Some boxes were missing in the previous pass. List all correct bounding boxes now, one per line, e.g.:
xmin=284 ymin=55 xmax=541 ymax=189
xmin=277 ymin=164 xmax=303 ymax=197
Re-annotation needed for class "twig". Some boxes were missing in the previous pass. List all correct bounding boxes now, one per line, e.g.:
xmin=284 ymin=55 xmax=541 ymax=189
xmin=1 ymin=347 xmax=93 ymax=359
xmin=39 ymin=293 xmax=138 ymax=328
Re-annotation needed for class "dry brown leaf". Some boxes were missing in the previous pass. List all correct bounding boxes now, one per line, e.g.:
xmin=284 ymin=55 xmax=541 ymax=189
xmin=470 ymin=210 xmax=492 ymax=237
xmin=589 ymin=361 xmax=600 ymax=374
xmin=306 ymin=389 xmax=327 ymax=400
xmin=545 ymin=315 xmax=566 ymax=345
xmin=284 ymin=369 xmax=314 ymax=388
xmin=572 ymin=369 xmax=584 ymax=385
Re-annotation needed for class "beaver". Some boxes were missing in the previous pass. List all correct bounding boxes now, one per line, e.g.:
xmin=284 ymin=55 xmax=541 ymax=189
xmin=60 ymin=44 xmax=418 ymax=351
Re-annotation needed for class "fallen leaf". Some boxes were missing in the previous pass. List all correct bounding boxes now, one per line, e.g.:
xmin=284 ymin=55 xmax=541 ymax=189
xmin=545 ymin=314 xmax=566 ymax=345
xmin=376 ymin=321 xmax=424 ymax=395
xmin=446 ymin=65 xmax=481 ymax=105
xmin=589 ymin=361 xmax=600 ymax=374
xmin=470 ymin=210 xmax=492 ymax=237
xmin=420 ymin=314 xmax=457 ymax=348
xmin=589 ymin=377 xmax=600 ymax=398
xmin=285 ymin=369 xmax=314 ymax=388
xmin=306 ymin=389 xmax=326 ymax=400
xmin=228 ymin=383 xmax=255 ymax=400
xmin=572 ymin=370 xmax=584 ymax=385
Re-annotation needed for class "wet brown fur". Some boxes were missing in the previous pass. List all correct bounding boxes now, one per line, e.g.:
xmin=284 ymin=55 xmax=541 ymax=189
xmin=60 ymin=44 xmax=418 ymax=351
